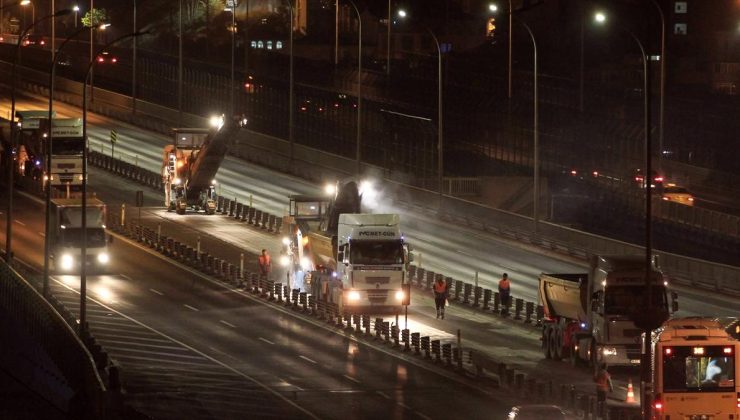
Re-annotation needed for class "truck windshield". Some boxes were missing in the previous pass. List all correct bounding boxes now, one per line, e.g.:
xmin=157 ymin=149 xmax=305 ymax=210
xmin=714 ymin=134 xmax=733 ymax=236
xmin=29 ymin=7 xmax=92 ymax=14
xmin=62 ymin=228 xmax=107 ymax=248
xmin=605 ymin=285 xmax=667 ymax=315
xmin=662 ymin=346 xmax=735 ymax=392
xmin=53 ymin=138 xmax=84 ymax=155
xmin=350 ymin=240 xmax=403 ymax=265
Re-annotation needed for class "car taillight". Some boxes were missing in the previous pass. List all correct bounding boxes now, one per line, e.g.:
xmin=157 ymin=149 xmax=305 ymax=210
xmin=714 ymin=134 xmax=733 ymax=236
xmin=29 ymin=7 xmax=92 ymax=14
xmin=654 ymin=394 xmax=663 ymax=411
xmin=97 ymin=57 xmax=104 ymax=62
xmin=688 ymin=197 xmax=694 ymax=201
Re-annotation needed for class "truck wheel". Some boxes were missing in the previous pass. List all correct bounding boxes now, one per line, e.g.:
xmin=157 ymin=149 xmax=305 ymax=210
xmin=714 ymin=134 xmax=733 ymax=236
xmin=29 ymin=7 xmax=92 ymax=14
xmin=543 ymin=328 xmax=552 ymax=359
xmin=549 ymin=330 xmax=562 ymax=361
xmin=569 ymin=336 xmax=580 ymax=367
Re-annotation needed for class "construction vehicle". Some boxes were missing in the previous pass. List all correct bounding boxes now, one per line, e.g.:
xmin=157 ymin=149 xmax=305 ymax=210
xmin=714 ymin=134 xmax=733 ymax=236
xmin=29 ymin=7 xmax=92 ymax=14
xmin=15 ymin=110 xmax=55 ymax=183
xmin=49 ymin=197 xmax=112 ymax=273
xmin=651 ymin=317 xmax=738 ymax=419
xmin=162 ymin=115 xmax=237 ymax=214
xmin=287 ymin=180 xmax=412 ymax=314
xmin=539 ymin=255 xmax=678 ymax=371
xmin=48 ymin=118 xmax=84 ymax=192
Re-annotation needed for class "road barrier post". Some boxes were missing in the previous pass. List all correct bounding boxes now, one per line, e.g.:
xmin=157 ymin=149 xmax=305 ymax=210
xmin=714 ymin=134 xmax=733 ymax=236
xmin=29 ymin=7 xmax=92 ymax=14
xmin=525 ymin=301 xmax=534 ymax=323
xmin=514 ymin=298 xmax=524 ymax=320
xmin=421 ymin=336 xmax=431 ymax=358
xmin=493 ymin=292 xmax=500 ymax=313
xmin=431 ymin=340 xmax=441 ymax=363
xmin=463 ymin=283 xmax=472 ymax=304
xmin=482 ymin=288 xmax=492 ymax=309
xmin=454 ymin=280 xmax=463 ymax=301
xmin=402 ymin=329 xmax=410 ymax=352
xmin=473 ymin=286 xmax=482 ymax=307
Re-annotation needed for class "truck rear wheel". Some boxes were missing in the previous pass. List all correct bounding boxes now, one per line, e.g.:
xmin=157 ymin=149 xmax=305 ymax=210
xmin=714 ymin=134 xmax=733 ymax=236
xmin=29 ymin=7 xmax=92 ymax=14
xmin=549 ymin=330 xmax=563 ymax=361
xmin=543 ymin=327 xmax=552 ymax=359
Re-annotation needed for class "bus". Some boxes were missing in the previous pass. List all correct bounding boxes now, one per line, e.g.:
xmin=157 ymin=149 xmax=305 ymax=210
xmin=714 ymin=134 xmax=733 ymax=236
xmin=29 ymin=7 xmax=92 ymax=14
xmin=652 ymin=317 xmax=738 ymax=419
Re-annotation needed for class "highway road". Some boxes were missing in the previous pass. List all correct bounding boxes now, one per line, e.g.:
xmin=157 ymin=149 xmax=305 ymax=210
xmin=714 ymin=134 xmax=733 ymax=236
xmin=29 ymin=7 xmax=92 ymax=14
xmin=0 ymin=188 xmax=516 ymax=419
xmin=3 ymin=89 xmax=735 ymax=318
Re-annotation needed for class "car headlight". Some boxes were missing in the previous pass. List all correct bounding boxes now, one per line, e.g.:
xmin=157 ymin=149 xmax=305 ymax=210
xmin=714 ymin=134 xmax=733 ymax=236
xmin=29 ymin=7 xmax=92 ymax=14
xmin=97 ymin=253 xmax=110 ymax=264
xmin=395 ymin=290 xmax=405 ymax=301
xmin=348 ymin=291 xmax=361 ymax=301
xmin=61 ymin=254 xmax=74 ymax=270
xmin=602 ymin=347 xmax=618 ymax=357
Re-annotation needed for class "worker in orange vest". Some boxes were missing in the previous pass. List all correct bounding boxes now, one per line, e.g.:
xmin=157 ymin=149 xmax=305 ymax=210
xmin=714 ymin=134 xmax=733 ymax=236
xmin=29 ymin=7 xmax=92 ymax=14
xmin=258 ymin=249 xmax=271 ymax=279
xmin=433 ymin=277 xmax=448 ymax=319
xmin=498 ymin=273 xmax=511 ymax=315
xmin=594 ymin=363 xmax=613 ymax=418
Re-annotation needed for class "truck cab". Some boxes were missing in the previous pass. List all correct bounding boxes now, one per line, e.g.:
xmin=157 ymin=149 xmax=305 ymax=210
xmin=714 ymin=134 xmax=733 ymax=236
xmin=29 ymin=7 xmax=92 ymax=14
xmin=50 ymin=198 xmax=112 ymax=273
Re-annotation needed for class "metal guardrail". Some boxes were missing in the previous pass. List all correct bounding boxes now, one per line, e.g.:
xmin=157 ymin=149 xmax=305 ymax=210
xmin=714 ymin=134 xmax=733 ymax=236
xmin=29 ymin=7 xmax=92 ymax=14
xmin=2 ymin=60 xmax=738 ymax=296
xmin=0 ymin=257 xmax=108 ymax=418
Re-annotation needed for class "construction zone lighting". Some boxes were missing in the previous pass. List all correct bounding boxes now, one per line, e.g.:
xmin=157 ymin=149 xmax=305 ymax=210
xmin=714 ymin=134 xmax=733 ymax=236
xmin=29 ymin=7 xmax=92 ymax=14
xmin=282 ymin=237 xmax=291 ymax=246
xmin=173 ymin=178 xmax=181 ymax=185
xmin=61 ymin=254 xmax=74 ymax=270
xmin=279 ymin=255 xmax=290 ymax=266
xmin=209 ymin=114 xmax=225 ymax=129
xmin=395 ymin=290 xmax=405 ymax=301
xmin=97 ymin=253 xmax=110 ymax=264
xmin=324 ymin=183 xmax=336 ymax=196
xmin=348 ymin=291 xmax=361 ymax=301
xmin=300 ymin=257 xmax=312 ymax=271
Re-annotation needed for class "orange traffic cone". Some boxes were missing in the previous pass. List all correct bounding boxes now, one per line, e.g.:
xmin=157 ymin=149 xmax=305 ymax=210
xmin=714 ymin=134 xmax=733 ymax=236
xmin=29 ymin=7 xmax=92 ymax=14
xmin=626 ymin=378 xmax=636 ymax=403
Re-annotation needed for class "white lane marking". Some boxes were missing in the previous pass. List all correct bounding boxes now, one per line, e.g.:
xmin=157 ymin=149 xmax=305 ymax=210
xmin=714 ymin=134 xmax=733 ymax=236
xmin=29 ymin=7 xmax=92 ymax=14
xmin=149 ymin=288 xmax=164 ymax=296
xmin=120 ymin=274 xmax=133 ymax=281
xmin=184 ymin=304 xmax=199 ymax=312
xmin=50 ymin=277 xmax=320 ymax=419
xmin=14 ymin=220 xmax=25 ymax=226
xmin=455 ymin=249 xmax=472 ymax=257
xmin=342 ymin=374 xmax=360 ymax=384
xmin=398 ymin=402 xmax=411 ymax=409
xmin=258 ymin=337 xmax=275 ymax=345
xmin=376 ymin=391 xmax=391 ymax=400
xmin=220 ymin=320 xmax=236 ymax=328
xmin=38 ymin=232 xmax=45 ymax=237
xmin=299 ymin=355 xmax=317 ymax=364
xmin=416 ymin=411 xmax=432 ymax=420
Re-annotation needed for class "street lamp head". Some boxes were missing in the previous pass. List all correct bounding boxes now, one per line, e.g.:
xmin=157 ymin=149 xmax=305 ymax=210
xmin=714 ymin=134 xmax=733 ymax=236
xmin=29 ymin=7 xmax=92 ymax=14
xmin=98 ymin=23 xmax=111 ymax=30
xmin=488 ymin=4 xmax=498 ymax=13
xmin=73 ymin=5 xmax=79 ymax=11
xmin=594 ymin=12 xmax=606 ymax=24
xmin=397 ymin=9 xmax=407 ymax=19
xmin=20 ymin=0 xmax=30 ymax=6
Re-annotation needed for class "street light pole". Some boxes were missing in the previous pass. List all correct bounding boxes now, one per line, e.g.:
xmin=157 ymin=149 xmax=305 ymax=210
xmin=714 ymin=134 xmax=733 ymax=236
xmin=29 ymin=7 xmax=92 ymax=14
xmin=519 ymin=21 xmax=539 ymax=233
xmin=178 ymin=0 xmax=183 ymax=124
xmin=44 ymin=23 xmax=99 ymax=297
xmin=287 ymin=0 xmax=294 ymax=164
xmin=334 ymin=0 xmax=338 ymax=66
xmin=345 ymin=0 xmax=361 ymax=175
xmin=73 ymin=5 xmax=78 ymax=28
xmin=81 ymin=30 xmax=148 ymax=336
xmin=386 ymin=0 xmax=391 ymax=75
xmin=649 ymin=0 xmax=665 ymax=172
xmin=230 ymin=0 xmax=236 ymax=117
xmin=132 ymin=0 xmax=137 ymax=114
xmin=507 ymin=0 xmax=512 ymax=99
xmin=6 ymin=8 xmax=70 ymax=263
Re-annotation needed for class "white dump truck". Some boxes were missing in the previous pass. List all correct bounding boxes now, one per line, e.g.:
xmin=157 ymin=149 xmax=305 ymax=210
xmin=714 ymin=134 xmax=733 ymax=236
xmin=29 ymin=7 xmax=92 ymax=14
xmin=50 ymin=198 xmax=112 ymax=273
xmin=288 ymin=181 xmax=412 ymax=314
xmin=539 ymin=255 xmax=678 ymax=370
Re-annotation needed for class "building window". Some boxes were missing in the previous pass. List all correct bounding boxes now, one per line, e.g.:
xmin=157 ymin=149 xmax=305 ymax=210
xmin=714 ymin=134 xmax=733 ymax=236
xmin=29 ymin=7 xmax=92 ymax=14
xmin=251 ymin=41 xmax=257 ymax=49
xmin=674 ymin=23 xmax=687 ymax=35
xmin=257 ymin=41 xmax=264 ymax=49
xmin=267 ymin=41 xmax=273 ymax=50
xmin=276 ymin=41 xmax=283 ymax=50
xmin=674 ymin=1 xmax=687 ymax=13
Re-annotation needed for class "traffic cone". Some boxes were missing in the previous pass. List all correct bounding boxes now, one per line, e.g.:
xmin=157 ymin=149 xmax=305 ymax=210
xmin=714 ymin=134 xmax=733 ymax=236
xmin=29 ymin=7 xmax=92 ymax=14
xmin=626 ymin=378 xmax=636 ymax=403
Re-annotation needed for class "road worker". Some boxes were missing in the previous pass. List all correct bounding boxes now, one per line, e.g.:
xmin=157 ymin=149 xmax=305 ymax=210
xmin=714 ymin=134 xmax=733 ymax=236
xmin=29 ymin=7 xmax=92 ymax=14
xmin=258 ymin=249 xmax=271 ymax=279
xmin=433 ymin=277 xmax=448 ymax=319
xmin=498 ymin=273 xmax=511 ymax=315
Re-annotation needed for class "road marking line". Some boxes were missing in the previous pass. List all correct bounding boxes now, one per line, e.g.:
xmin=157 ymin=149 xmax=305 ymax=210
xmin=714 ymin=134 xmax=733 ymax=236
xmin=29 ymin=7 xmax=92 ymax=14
xmin=299 ymin=355 xmax=317 ymax=364
xmin=415 ymin=411 xmax=432 ymax=420
xmin=50 ymin=277 xmax=320 ymax=419
xmin=120 ymin=274 xmax=133 ymax=281
xmin=259 ymin=337 xmax=275 ymax=345
xmin=376 ymin=391 xmax=391 ymax=400
xmin=398 ymin=402 xmax=411 ymax=409
xmin=14 ymin=220 xmax=25 ymax=226
xmin=343 ymin=374 xmax=360 ymax=384
xmin=149 ymin=288 xmax=164 ymax=295
xmin=38 ymin=232 xmax=45 ymax=237
xmin=455 ymin=249 xmax=472 ymax=257
xmin=184 ymin=304 xmax=199 ymax=312
xmin=220 ymin=320 xmax=236 ymax=328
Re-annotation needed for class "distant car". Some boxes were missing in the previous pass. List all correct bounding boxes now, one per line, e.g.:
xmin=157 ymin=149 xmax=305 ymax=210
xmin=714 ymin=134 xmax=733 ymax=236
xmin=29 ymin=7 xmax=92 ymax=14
xmin=96 ymin=51 xmax=118 ymax=64
xmin=21 ymin=34 xmax=45 ymax=47
xmin=633 ymin=169 xmax=664 ymax=189
xmin=507 ymin=405 xmax=571 ymax=420
xmin=298 ymin=99 xmax=326 ymax=114
xmin=661 ymin=184 xmax=694 ymax=206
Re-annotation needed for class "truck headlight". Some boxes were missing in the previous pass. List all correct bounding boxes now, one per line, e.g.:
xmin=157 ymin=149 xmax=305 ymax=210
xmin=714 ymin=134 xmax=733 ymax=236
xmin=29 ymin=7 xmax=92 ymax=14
xmin=348 ymin=291 xmax=360 ymax=301
xmin=602 ymin=347 xmax=618 ymax=357
xmin=300 ymin=257 xmax=312 ymax=271
xmin=97 ymin=253 xmax=110 ymax=264
xmin=395 ymin=290 xmax=405 ymax=301
xmin=61 ymin=254 xmax=74 ymax=270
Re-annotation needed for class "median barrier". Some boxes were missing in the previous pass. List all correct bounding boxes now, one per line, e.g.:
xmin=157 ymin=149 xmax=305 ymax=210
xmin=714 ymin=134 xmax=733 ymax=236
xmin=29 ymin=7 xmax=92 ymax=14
xmin=473 ymin=286 xmax=482 ymax=307
xmin=463 ymin=283 xmax=472 ymax=304
xmin=454 ymin=280 xmax=463 ymax=301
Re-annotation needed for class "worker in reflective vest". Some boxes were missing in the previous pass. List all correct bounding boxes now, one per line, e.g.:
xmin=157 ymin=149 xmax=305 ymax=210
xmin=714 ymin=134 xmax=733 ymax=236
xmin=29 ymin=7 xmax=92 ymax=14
xmin=433 ymin=278 xmax=448 ymax=319
xmin=594 ymin=364 xmax=613 ymax=417
xmin=498 ymin=273 xmax=511 ymax=315
xmin=258 ymin=249 xmax=271 ymax=278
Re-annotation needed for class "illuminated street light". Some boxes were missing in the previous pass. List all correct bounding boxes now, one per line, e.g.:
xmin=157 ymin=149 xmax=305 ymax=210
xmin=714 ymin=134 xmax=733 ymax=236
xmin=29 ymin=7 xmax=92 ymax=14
xmin=488 ymin=4 xmax=497 ymax=13
xmin=396 ymin=9 xmax=444 ymax=209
